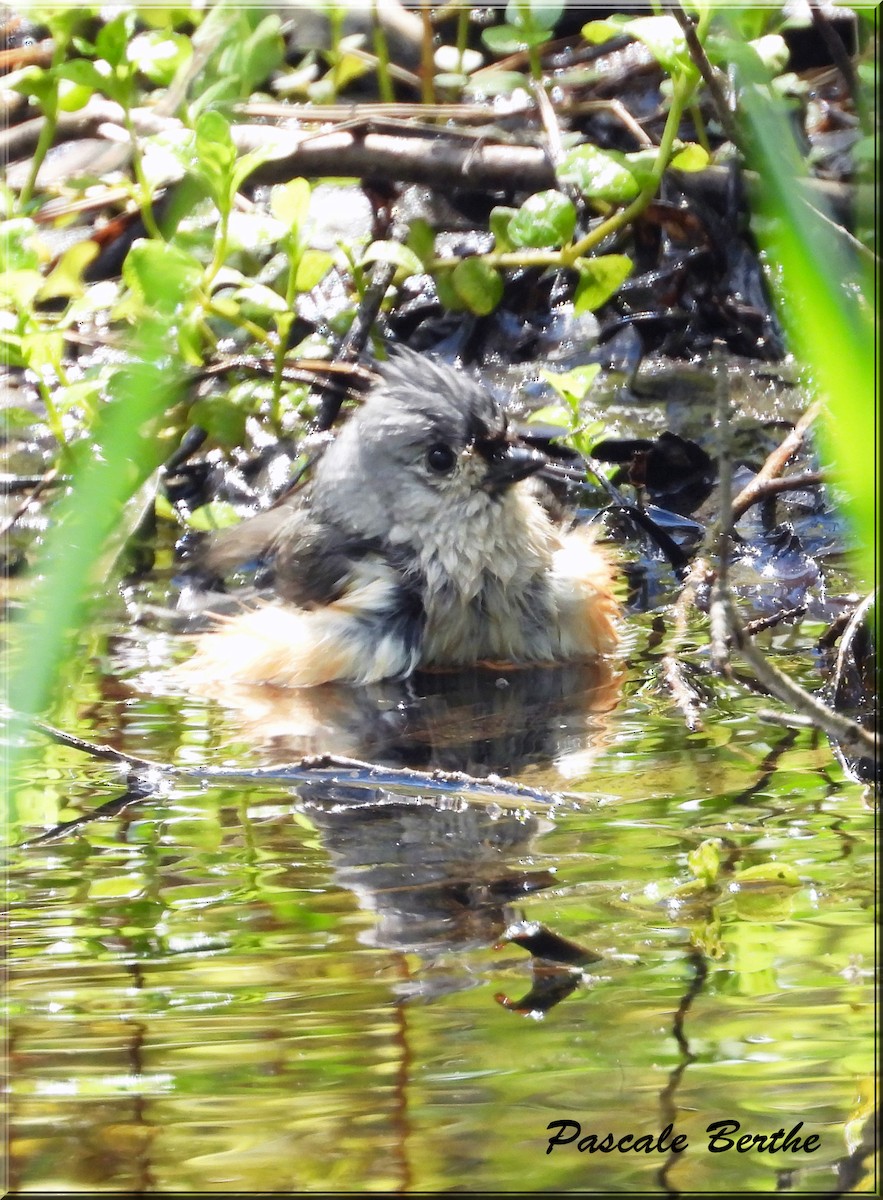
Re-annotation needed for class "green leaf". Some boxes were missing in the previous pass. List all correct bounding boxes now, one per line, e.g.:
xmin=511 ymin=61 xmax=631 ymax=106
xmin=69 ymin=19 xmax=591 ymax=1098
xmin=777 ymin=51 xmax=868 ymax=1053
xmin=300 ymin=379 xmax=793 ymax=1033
xmin=154 ymin=492 xmax=178 ymax=522
xmin=581 ymin=18 xmax=628 ymax=45
xmin=464 ymin=70 xmax=530 ymax=97
xmin=0 ymin=270 xmax=44 ymax=309
xmin=96 ymin=12 xmax=132 ymax=68
xmin=733 ymin=862 xmax=801 ymax=887
xmin=687 ymin=838 xmax=722 ymax=887
xmin=123 ymin=241 xmax=203 ymax=314
xmin=624 ymin=15 xmax=694 ymax=77
xmin=573 ymin=254 xmax=633 ymax=313
xmin=361 ymin=240 xmax=424 ymax=277
xmin=0 ymin=219 xmax=44 ymax=271
xmin=525 ymin=402 xmax=572 ymax=429
xmin=184 ymin=500 xmax=244 ymax=531
xmin=231 ymin=282 xmax=288 ymax=314
xmin=295 ymin=249 xmax=334 ymax=293
xmin=270 ymin=178 xmax=311 ymax=232
xmin=189 ymin=400 xmax=248 ymax=450
xmin=621 ymin=148 xmax=660 ymax=190
xmin=507 ymin=190 xmax=576 ymax=249
xmin=56 ymin=78 xmax=93 ymax=113
xmin=539 ymin=363 xmax=601 ymax=407
xmin=559 ymin=145 xmax=641 ymax=203
xmin=516 ymin=1 xmax=564 ymax=32
xmin=749 ymin=33 xmax=790 ymax=74
xmin=406 ymin=218 xmax=436 ymax=266
xmin=37 ymin=241 xmax=99 ymax=301
xmin=669 ymin=142 xmax=711 ymax=171
xmin=20 ymin=329 xmax=65 ymax=371
xmin=237 ymin=13 xmax=285 ymax=97
xmin=194 ymin=109 xmax=237 ymax=208
xmin=128 ymin=30 xmax=192 ymax=87
xmin=434 ymin=271 xmax=468 ymax=312
xmin=12 ymin=65 xmax=59 ymax=112
xmin=56 ymin=59 xmax=106 ymax=95
xmin=451 ymin=258 xmax=503 ymax=315
xmin=489 ymin=206 xmax=517 ymax=253
xmin=482 ymin=25 xmax=545 ymax=55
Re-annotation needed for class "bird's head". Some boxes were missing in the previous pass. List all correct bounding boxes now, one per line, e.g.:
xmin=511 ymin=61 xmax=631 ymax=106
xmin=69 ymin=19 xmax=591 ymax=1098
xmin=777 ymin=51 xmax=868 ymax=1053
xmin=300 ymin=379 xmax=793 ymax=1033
xmin=312 ymin=348 xmax=548 ymax=544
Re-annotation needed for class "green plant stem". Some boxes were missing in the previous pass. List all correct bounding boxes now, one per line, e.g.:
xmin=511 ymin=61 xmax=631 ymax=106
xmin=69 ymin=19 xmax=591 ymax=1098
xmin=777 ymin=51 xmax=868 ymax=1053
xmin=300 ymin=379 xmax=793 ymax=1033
xmin=419 ymin=0 xmax=436 ymax=104
xmin=372 ymin=2 xmax=395 ymax=103
xmin=18 ymin=32 xmax=74 ymax=209
xmin=123 ymin=109 xmax=163 ymax=241
xmin=427 ymin=71 xmax=695 ymax=279
xmin=456 ymin=0 xmax=469 ymax=73
xmin=206 ymin=211 xmax=230 ymax=284
xmin=564 ymin=72 xmax=693 ymax=263
xmin=34 ymin=376 xmax=67 ymax=449
xmin=19 ymin=109 xmax=58 ymax=210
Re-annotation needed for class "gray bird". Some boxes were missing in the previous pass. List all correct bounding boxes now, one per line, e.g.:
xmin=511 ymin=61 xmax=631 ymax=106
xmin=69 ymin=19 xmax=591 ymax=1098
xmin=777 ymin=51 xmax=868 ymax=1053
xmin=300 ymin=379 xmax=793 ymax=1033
xmin=181 ymin=348 xmax=619 ymax=688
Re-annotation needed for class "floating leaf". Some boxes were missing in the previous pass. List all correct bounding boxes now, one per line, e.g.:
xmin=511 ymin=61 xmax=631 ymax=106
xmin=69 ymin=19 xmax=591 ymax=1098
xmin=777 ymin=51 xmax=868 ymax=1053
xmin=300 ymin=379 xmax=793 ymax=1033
xmin=733 ymin=862 xmax=801 ymax=887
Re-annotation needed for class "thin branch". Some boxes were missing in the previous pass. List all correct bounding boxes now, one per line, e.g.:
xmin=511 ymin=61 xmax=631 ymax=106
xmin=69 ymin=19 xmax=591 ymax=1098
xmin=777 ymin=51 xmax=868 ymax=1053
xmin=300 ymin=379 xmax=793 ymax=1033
xmin=731 ymin=402 xmax=823 ymax=520
xmin=19 ymin=716 xmax=579 ymax=811
xmin=709 ymin=399 xmax=877 ymax=761
xmin=670 ymin=3 xmax=740 ymax=147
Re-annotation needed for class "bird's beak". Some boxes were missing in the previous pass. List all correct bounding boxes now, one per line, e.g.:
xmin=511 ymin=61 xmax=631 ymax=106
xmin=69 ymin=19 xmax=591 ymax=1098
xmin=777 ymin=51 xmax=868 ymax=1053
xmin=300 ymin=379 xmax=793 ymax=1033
xmin=480 ymin=443 xmax=548 ymax=491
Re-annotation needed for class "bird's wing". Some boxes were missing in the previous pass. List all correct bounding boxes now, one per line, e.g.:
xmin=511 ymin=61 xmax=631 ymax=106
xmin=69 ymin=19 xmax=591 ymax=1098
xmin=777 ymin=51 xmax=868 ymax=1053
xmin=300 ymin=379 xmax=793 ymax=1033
xmin=198 ymin=500 xmax=384 ymax=608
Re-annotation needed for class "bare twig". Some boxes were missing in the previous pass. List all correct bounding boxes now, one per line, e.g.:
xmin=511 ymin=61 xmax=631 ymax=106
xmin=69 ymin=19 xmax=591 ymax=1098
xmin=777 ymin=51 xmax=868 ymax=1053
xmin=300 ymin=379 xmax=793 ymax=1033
xmin=0 ymin=468 xmax=60 ymax=539
xmin=671 ymin=3 xmax=740 ymax=147
xmin=742 ymin=606 xmax=807 ymax=638
xmin=660 ymin=656 xmax=705 ymax=732
xmin=733 ymin=471 xmax=824 ymax=513
xmin=17 ymin=715 xmax=577 ymax=812
xmin=709 ymin=398 xmax=877 ymax=761
xmin=731 ymin=402 xmax=823 ymax=520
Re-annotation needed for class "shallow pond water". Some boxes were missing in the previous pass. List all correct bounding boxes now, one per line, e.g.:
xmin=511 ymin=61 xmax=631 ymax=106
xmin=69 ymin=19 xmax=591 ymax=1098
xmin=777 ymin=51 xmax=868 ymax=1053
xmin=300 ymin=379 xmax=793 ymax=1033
xmin=4 ymin=360 xmax=876 ymax=1193
xmin=6 ymin=633 xmax=876 ymax=1192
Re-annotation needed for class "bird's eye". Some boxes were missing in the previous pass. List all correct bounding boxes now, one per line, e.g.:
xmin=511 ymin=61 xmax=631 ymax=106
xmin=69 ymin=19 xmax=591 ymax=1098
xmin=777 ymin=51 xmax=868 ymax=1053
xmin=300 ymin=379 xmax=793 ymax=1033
xmin=426 ymin=444 xmax=456 ymax=474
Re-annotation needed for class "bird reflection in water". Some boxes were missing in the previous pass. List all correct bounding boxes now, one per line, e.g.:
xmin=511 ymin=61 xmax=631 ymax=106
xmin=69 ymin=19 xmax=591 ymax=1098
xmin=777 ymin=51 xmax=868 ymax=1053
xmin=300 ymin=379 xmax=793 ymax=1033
xmin=175 ymin=658 xmax=622 ymax=1013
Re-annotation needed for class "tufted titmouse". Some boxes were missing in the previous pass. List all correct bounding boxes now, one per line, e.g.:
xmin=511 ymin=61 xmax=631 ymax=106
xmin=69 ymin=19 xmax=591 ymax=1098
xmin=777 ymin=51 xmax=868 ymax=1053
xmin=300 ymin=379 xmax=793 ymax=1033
xmin=181 ymin=348 xmax=619 ymax=689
